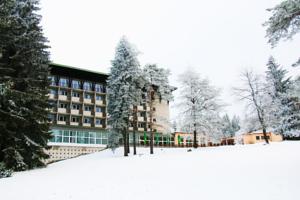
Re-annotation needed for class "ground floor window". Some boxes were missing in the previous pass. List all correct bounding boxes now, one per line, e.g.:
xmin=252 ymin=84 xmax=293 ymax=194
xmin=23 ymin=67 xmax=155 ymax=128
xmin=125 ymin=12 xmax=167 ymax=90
xmin=49 ymin=129 xmax=108 ymax=145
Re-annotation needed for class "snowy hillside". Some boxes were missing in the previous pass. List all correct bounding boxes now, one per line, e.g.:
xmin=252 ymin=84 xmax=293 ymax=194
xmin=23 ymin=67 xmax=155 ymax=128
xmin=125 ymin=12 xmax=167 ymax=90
xmin=1 ymin=142 xmax=300 ymax=200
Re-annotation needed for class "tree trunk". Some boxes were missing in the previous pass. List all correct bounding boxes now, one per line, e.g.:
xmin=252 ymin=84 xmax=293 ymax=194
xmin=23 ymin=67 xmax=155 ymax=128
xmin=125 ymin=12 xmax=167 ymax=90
xmin=149 ymin=89 xmax=154 ymax=154
xmin=126 ymin=129 xmax=130 ymax=154
xmin=123 ymin=132 xmax=128 ymax=157
xmin=193 ymin=123 xmax=198 ymax=148
xmin=193 ymin=130 xmax=198 ymax=148
xmin=262 ymin=128 xmax=269 ymax=144
xmin=133 ymin=106 xmax=137 ymax=155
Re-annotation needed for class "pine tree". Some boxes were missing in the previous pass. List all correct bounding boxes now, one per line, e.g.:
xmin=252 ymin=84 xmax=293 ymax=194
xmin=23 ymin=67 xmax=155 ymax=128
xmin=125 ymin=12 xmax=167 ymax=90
xmin=143 ymin=64 xmax=173 ymax=154
xmin=0 ymin=0 xmax=51 ymax=171
xmin=107 ymin=37 xmax=143 ymax=156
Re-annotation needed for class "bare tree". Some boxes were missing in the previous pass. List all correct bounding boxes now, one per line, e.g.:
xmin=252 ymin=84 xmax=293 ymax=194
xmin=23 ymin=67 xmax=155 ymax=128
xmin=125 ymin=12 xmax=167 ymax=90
xmin=177 ymin=69 xmax=222 ymax=148
xmin=234 ymin=70 xmax=270 ymax=144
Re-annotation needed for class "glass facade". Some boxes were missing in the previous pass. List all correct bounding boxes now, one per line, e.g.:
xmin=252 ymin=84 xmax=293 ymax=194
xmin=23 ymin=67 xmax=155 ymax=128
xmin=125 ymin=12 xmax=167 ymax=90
xmin=50 ymin=76 xmax=56 ymax=86
xmin=59 ymin=78 xmax=68 ymax=87
xmin=83 ymin=82 xmax=92 ymax=91
xmin=95 ymin=84 xmax=105 ymax=93
xmin=50 ymin=129 xmax=108 ymax=145
xmin=72 ymin=80 xmax=80 ymax=89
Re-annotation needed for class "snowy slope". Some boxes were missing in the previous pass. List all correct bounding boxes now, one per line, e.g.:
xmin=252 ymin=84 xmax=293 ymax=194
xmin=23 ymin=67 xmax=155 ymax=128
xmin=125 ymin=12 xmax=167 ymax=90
xmin=0 ymin=142 xmax=300 ymax=200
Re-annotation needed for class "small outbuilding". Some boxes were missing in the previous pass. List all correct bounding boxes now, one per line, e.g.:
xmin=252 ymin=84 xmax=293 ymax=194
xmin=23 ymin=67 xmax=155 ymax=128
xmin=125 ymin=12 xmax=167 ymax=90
xmin=241 ymin=130 xmax=283 ymax=144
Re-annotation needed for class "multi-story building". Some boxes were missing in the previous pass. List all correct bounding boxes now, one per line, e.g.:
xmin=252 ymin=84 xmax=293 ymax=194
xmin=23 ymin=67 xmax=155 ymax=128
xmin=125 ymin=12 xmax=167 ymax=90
xmin=47 ymin=63 xmax=174 ymax=162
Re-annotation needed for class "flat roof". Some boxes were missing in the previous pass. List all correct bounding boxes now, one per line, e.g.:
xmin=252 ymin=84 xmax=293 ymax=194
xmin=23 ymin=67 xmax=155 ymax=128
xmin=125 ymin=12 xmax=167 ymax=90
xmin=50 ymin=63 xmax=108 ymax=83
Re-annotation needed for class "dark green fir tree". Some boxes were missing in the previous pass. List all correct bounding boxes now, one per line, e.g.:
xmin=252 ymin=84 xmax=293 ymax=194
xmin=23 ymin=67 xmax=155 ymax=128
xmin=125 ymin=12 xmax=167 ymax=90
xmin=0 ymin=0 xmax=51 ymax=172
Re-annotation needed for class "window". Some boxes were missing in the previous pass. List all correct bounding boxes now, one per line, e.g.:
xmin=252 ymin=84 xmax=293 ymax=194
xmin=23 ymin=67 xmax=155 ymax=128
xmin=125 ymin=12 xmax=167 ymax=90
xmin=49 ymin=76 xmax=56 ymax=86
xmin=50 ymin=129 xmax=108 ymax=145
xmin=71 ymin=117 xmax=79 ymax=122
xmin=72 ymin=104 xmax=80 ymax=110
xmin=84 ymin=117 xmax=91 ymax=124
xmin=59 ymin=78 xmax=68 ymax=87
xmin=50 ymin=89 xmax=56 ymax=95
xmin=59 ymin=103 xmax=67 ymax=108
xmin=96 ymin=95 xmax=102 ymax=101
xmin=71 ymin=80 xmax=80 ymax=89
xmin=58 ymin=115 xmax=66 ymax=121
xmin=84 ymin=106 xmax=92 ymax=111
xmin=59 ymin=90 xmax=68 ymax=96
xmin=256 ymin=136 xmax=260 ymax=140
xmin=84 ymin=93 xmax=92 ymax=99
xmin=72 ymin=92 xmax=80 ymax=97
xmin=83 ymin=82 xmax=92 ymax=91
xmin=48 ymin=114 xmax=55 ymax=122
xmin=138 ymin=123 xmax=145 ymax=128
xmin=153 ymin=118 xmax=156 ymax=122
xmin=96 ymin=119 xmax=102 ymax=125
xmin=96 ymin=107 xmax=102 ymax=112
xmin=95 ymin=84 xmax=104 ymax=93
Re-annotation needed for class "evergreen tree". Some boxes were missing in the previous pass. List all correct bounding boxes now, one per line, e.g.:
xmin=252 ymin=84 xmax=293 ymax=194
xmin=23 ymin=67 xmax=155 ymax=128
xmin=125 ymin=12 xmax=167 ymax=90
xmin=265 ymin=56 xmax=293 ymax=135
xmin=143 ymin=64 xmax=173 ymax=154
xmin=107 ymin=37 xmax=143 ymax=156
xmin=264 ymin=0 xmax=300 ymax=66
xmin=0 ymin=0 xmax=51 ymax=171
xmin=221 ymin=114 xmax=240 ymax=141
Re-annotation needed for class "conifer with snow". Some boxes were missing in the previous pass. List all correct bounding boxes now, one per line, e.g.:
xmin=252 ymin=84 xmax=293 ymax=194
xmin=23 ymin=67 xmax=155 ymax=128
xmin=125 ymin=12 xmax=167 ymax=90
xmin=0 ymin=0 xmax=51 ymax=171
xmin=107 ymin=37 xmax=144 ymax=156
xmin=264 ymin=0 xmax=300 ymax=66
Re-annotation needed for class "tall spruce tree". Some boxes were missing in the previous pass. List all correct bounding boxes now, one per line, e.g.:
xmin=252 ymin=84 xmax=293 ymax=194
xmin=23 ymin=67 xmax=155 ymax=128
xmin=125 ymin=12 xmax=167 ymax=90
xmin=0 ymin=0 xmax=51 ymax=171
xmin=107 ymin=37 xmax=143 ymax=156
xmin=265 ymin=56 xmax=293 ymax=135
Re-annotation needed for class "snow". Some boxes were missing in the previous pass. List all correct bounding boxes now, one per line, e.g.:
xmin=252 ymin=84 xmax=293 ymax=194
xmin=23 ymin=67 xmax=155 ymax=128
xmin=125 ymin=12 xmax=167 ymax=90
xmin=1 ymin=142 xmax=300 ymax=200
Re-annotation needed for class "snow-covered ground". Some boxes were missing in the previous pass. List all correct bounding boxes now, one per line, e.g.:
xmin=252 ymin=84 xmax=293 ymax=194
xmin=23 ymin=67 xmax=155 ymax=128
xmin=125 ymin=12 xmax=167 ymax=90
xmin=1 ymin=142 xmax=300 ymax=200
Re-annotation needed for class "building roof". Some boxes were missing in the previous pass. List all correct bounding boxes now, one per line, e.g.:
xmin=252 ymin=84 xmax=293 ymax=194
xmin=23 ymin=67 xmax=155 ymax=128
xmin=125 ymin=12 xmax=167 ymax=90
xmin=50 ymin=63 xmax=108 ymax=83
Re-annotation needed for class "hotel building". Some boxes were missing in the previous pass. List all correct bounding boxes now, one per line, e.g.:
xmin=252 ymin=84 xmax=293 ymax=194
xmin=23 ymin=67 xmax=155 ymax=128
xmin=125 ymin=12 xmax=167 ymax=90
xmin=47 ymin=63 xmax=174 ymax=162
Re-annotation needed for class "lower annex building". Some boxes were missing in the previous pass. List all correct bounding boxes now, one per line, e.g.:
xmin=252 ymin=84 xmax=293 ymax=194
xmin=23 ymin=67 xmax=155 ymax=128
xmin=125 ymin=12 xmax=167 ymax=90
xmin=47 ymin=63 xmax=174 ymax=162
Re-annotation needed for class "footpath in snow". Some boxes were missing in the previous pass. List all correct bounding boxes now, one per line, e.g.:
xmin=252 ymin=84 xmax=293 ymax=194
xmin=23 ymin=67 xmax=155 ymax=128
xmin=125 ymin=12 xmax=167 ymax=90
xmin=0 ymin=141 xmax=299 ymax=200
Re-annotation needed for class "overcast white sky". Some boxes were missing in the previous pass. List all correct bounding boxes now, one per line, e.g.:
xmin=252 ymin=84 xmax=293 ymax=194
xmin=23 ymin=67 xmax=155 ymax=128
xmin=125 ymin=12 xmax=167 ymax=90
xmin=39 ymin=0 xmax=300 ymax=119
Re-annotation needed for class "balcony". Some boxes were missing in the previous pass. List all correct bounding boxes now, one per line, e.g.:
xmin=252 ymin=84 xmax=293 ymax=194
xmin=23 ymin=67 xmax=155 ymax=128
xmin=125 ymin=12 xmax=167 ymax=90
xmin=95 ymin=124 xmax=103 ymax=128
xmin=146 ymin=106 xmax=150 ymax=111
xmin=70 ymin=122 xmax=79 ymax=126
xmin=49 ymin=94 xmax=55 ymax=99
xmin=57 ymin=121 xmax=66 ymax=125
xmin=83 ymin=111 xmax=91 ymax=116
xmin=83 ymin=123 xmax=91 ymax=127
xmin=138 ymin=117 xmax=145 ymax=122
xmin=57 ymin=108 xmax=67 ymax=113
xmin=95 ymin=112 xmax=103 ymax=117
xmin=71 ymin=97 xmax=80 ymax=102
xmin=83 ymin=98 xmax=92 ymax=104
xmin=129 ymin=127 xmax=134 ymax=131
xmin=137 ymin=106 xmax=144 ymax=111
xmin=70 ymin=109 xmax=80 ymax=115
xmin=58 ymin=95 xmax=68 ymax=101
xmin=95 ymin=100 xmax=103 ymax=105
xmin=138 ymin=128 xmax=145 ymax=132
